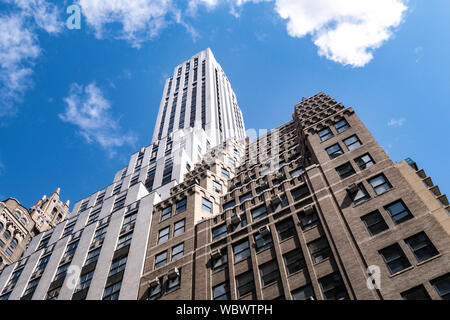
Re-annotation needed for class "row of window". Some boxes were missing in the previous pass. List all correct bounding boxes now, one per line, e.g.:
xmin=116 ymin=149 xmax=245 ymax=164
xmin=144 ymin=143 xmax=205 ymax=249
xmin=318 ymin=118 xmax=350 ymax=142
xmin=326 ymin=134 xmax=362 ymax=159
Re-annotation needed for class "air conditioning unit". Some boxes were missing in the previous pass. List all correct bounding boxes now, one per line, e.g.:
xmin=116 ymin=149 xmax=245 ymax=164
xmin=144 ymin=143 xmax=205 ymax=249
xmin=303 ymin=205 xmax=315 ymax=216
xmin=307 ymin=296 xmax=315 ymax=300
xmin=259 ymin=226 xmax=270 ymax=236
xmin=167 ymin=267 xmax=180 ymax=280
xmin=271 ymin=195 xmax=281 ymax=206
xmin=230 ymin=214 xmax=241 ymax=225
xmin=211 ymin=249 xmax=222 ymax=260
xmin=346 ymin=183 xmax=359 ymax=194
xmin=148 ymin=278 xmax=160 ymax=288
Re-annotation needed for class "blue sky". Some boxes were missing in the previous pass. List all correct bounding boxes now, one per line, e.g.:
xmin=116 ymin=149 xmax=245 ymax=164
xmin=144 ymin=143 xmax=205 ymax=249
xmin=0 ymin=0 xmax=449 ymax=210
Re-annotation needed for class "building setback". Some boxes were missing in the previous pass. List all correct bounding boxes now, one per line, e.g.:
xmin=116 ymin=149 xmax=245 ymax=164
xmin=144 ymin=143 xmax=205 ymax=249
xmin=0 ymin=49 xmax=449 ymax=300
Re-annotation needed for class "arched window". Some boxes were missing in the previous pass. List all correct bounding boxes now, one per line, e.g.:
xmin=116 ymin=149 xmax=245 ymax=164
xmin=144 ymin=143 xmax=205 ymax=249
xmin=11 ymin=238 xmax=18 ymax=249
xmin=20 ymin=218 xmax=27 ymax=225
xmin=3 ymin=230 xmax=11 ymax=240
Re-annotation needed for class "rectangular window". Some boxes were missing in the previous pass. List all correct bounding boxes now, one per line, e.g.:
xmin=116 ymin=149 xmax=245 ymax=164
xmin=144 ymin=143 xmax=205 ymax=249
xmin=276 ymin=218 xmax=296 ymax=241
xmin=318 ymin=127 xmax=334 ymax=141
xmin=54 ymin=263 xmax=70 ymax=281
xmin=379 ymin=243 xmax=411 ymax=274
xmin=24 ymin=278 xmax=40 ymax=296
xmin=223 ymin=200 xmax=235 ymax=210
xmin=259 ymin=260 xmax=280 ymax=286
xmin=167 ymin=270 xmax=181 ymax=291
xmin=93 ymin=226 xmax=108 ymax=243
xmin=202 ymin=198 xmax=212 ymax=213
xmin=109 ymin=256 xmax=127 ymax=276
xmin=236 ymin=271 xmax=254 ymax=298
xmin=385 ymin=200 xmax=413 ymax=224
xmin=155 ymin=251 xmax=167 ymax=268
xmin=63 ymin=241 xmax=78 ymax=258
xmin=174 ymin=219 xmax=185 ymax=237
xmin=62 ymin=222 xmax=76 ymax=237
xmin=76 ymin=271 xmax=94 ymax=292
xmin=334 ymin=119 xmax=350 ymax=133
xmin=349 ymin=183 xmax=370 ymax=205
xmin=172 ymin=243 xmax=184 ymax=261
xmin=308 ymin=237 xmax=331 ymax=264
xmin=95 ymin=193 xmax=105 ymax=206
xmin=336 ymin=162 xmax=356 ymax=179
xmin=284 ymin=249 xmax=306 ymax=275
xmin=212 ymin=251 xmax=228 ymax=271
xmin=291 ymin=185 xmax=310 ymax=201
xmin=290 ymin=167 xmax=304 ymax=178
xmin=112 ymin=185 xmax=121 ymax=195
xmin=361 ymin=210 xmax=388 ymax=236
xmin=368 ymin=174 xmax=392 ymax=195
xmin=355 ymin=153 xmax=375 ymax=170
xmin=213 ymin=181 xmax=222 ymax=192
xmin=213 ymin=282 xmax=230 ymax=300
xmin=117 ymin=232 xmax=133 ymax=250
xmin=233 ymin=240 xmax=250 ymax=262
xmin=239 ymin=192 xmax=252 ymax=203
xmin=87 ymin=209 xmax=100 ymax=224
xmin=158 ymin=227 xmax=170 ymax=244
xmin=405 ymin=232 xmax=439 ymax=262
xmin=122 ymin=211 xmax=137 ymax=228
xmin=319 ymin=273 xmax=349 ymax=300
xmin=113 ymin=195 xmax=126 ymax=212
xmin=343 ymin=135 xmax=362 ymax=151
xmin=212 ymin=224 xmax=227 ymax=241
xmin=430 ymin=273 xmax=450 ymax=300
xmin=292 ymin=284 xmax=315 ymax=300
xmin=222 ymin=168 xmax=229 ymax=179
xmin=85 ymin=247 xmax=101 ymax=265
xmin=176 ymin=198 xmax=186 ymax=213
xmin=298 ymin=208 xmax=319 ymax=230
xmin=38 ymin=234 xmax=52 ymax=249
xmin=326 ymin=144 xmax=344 ymax=159
xmin=251 ymin=205 xmax=267 ymax=222
xmin=161 ymin=206 xmax=172 ymax=221
xmin=231 ymin=214 xmax=248 ymax=232
xmin=103 ymin=281 xmax=121 ymax=300
xmin=401 ymin=285 xmax=431 ymax=300
xmin=254 ymin=233 xmax=273 ymax=252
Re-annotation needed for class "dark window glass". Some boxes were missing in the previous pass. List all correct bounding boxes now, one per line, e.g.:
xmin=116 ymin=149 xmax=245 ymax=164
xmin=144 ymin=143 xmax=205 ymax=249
xmin=326 ymin=144 xmax=344 ymax=159
xmin=212 ymin=251 xmax=228 ymax=271
xmin=254 ymin=233 xmax=273 ymax=252
xmin=174 ymin=219 xmax=185 ymax=237
xmin=355 ymin=153 xmax=375 ymax=170
xmin=223 ymin=200 xmax=235 ymax=210
xmin=276 ymin=218 xmax=296 ymax=241
xmin=349 ymin=184 xmax=370 ymax=205
xmin=251 ymin=205 xmax=267 ymax=221
xmin=284 ymin=249 xmax=306 ymax=275
xmin=298 ymin=207 xmax=319 ymax=230
xmin=379 ymin=243 xmax=411 ymax=274
xmin=405 ymin=232 xmax=439 ymax=262
xmin=334 ymin=119 xmax=350 ymax=133
xmin=318 ymin=127 xmax=334 ymax=141
xmin=233 ymin=240 xmax=250 ymax=262
xmin=385 ymin=200 xmax=413 ymax=224
xmin=336 ymin=162 xmax=356 ymax=179
xmin=401 ymin=285 xmax=431 ymax=300
xmin=239 ymin=192 xmax=252 ymax=203
xmin=213 ymin=282 xmax=230 ymax=300
xmin=259 ymin=260 xmax=280 ymax=286
xmin=103 ymin=282 xmax=121 ymax=300
xmin=361 ymin=210 xmax=388 ymax=236
xmin=291 ymin=185 xmax=310 ymax=201
xmin=368 ymin=174 xmax=392 ymax=195
xmin=155 ymin=251 xmax=167 ymax=268
xmin=308 ymin=237 xmax=331 ymax=264
xmin=212 ymin=224 xmax=227 ymax=241
xmin=430 ymin=273 xmax=450 ymax=300
xmin=236 ymin=271 xmax=254 ymax=298
xmin=161 ymin=206 xmax=172 ymax=221
xmin=319 ymin=273 xmax=349 ymax=300
xmin=292 ymin=284 xmax=315 ymax=300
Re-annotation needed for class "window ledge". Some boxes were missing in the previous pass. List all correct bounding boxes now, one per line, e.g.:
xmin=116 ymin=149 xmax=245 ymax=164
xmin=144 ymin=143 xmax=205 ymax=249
xmin=388 ymin=265 xmax=414 ymax=278
xmin=312 ymin=257 xmax=331 ymax=266
xmin=416 ymin=254 xmax=442 ymax=266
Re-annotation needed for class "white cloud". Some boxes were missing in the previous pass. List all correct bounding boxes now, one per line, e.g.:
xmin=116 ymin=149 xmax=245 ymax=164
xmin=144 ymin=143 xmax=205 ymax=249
xmin=0 ymin=14 xmax=41 ymax=117
xmin=77 ymin=0 xmax=174 ymax=47
xmin=274 ymin=0 xmax=408 ymax=67
xmin=59 ymin=83 xmax=137 ymax=155
xmin=388 ymin=118 xmax=406 ymax=127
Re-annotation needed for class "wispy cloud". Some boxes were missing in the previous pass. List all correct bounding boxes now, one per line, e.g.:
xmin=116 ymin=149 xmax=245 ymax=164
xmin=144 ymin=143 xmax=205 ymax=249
xmin=59 ymin=83 xmax=137 ymax=156
xmin=388 ymin=118 xmax=406 ymax=127
xmin=0 ymin=0 xmax=62 ymax=119
xmin=414 ymin=46 xmax=423 ymax=63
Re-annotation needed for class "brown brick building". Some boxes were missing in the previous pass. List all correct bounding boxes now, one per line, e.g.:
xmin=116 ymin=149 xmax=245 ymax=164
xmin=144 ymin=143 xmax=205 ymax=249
xmin=138 ymin=92 xmax=450 ymax=300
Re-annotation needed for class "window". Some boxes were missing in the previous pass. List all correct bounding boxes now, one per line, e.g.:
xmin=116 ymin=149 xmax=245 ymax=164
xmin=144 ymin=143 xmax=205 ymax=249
xmin=222 ymin=168 xmax=229 ymax=179
xmin=167 ymin=270 xmax=181 ymax=291
xmin=272 ymin=194 xmax=289 ymax=212
xmin=129 ymin=176 xmax=139 ymax=187
xmin=379 ymin=243 xmax=411 ymax=274
xmin=229 ymin=158 xmax=235 ymax=167
xmin=385 ymin=200 xmax=413 ymax=224
xmin=405 ymin=232 xmax=439 ymax=262
xmin=117 ymin=232 xmax=133 ymax=250
xmin=123 ymin=211 xmax=137 ymax=228
xmin=349 ymin=184 xmax=370 ymax=205
xmin=176 ymin=199 xmax=186 ymax=213
xmin=113 ymin=195 xmax=126 ymax=212
xmin=430 ymin=273 xmax=450 ymax=300
xmin=64 ymin=241 xmax=78 ymax=258
xmin=54 ymin=263 xmax=70 ymax=281
xmin=361 ymin=210 xmax=388 ymax=236
xmin=231 ymin=214 xmax=248 ymax=232
xmin=172 ymin=243 xmax=184 ymax=261
xmin=93 ymin=226 xmax=108 ymax=243
xmin=161 ymin=206 xmax=172 ymax=221
xmin=318 ymin=127 xmax=334 ymax=141
xmin=158 ymin=227 xmax=170 ymax=244
xmin=291 ymin=185 xmax=310 ymax=201
xmin=259 ymin=260 xmax=280 ymax=286
xmin=109 ymin=256 xmax=127 ymax=276
xmin=284 ymin=249 xmax=306 ymax=275
xmin=239 ymin=192 xmax=252 ymax=203
xmin=87 ymin=209 xmax=100 ymax=224
xmin=213 ymin=181 xmax=222 ymax=192
xmin=212 ymin=224 xmax=227 ymax=241
xmin=103 ymin=281 xmax=121 ymax=300
xmin=148 ymin=280 xmax=162 ymax=300
xmin=401 ymin=285 xmax=431 ymax=300
xmin=292 ymin=284 xmax=315 ymax=300
xmin=85 ymin=247 xmax=101 ymax=265
xmin=233 ymin=240 xmax=250 ymax=262
xmin=326 ymin=144 xmax=344 ymax=159
xmin=202 ymin=198 xmax=212 ymax=213
xmin=7 ymin=268 xmax=23 ymax=286
xmin=308 ymin=237 xmax=331 ymax=264
xmin=251 ymin=205 xmax=267 ymax=222
xmin=336 ymin=162 xmax=356 ymax=179
xmin=155 ymin=251 xmax=167 ymax=268
xmin=62 ymin=222 xmax=75 ymax=237
xmin=95 ymin=193 xmax=105 ymax=206
xmin=319 ymin=273 xmax=349 ymax=300
xmin=24 ymin=278 xmax=40 ymax=296
xmin=334 ymin=119 xmax=350 ymax=133
xmin=254 ymin=233 xmax=273 ymax=252
xmin=46 ymin=288 xmax=60 ymax=300
xmin=298 ymin=208 xmax=319 ymax=230
xmin=223 ymin=200 xmax=235 ymax=210
xmin=368 ymin=174 xmax=392 ymax=195
xmin=174 ymin=219 xmax=185 ymax=237
xmin=290 ymin=167 xmax=304 ymax=178
xmin=355 ymin=153 xmax=375 ymax=170
xmin=112 ymin=184 xmax=121 ymax=196
xmin=212 ymin=251 xmax=228 ymax=271
xmin=79 ymin=201 xmax=89 ymax=212
xmin=76 ymin=271 xmax=94 ymax=292
xmin=10 ymin=238 xmax=18 ymax=249
xmin=236 ymin=271 xmax=254 ymax=298
xmin=6 ymin=247 xmax=13 ymax=256
xmin=343 ymin=135 xmax=362 ymax=151
xmin=276 ymin=218 xmax=296 ymax=241
xmin=213 ymin=282 xmax=230 ymax=300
